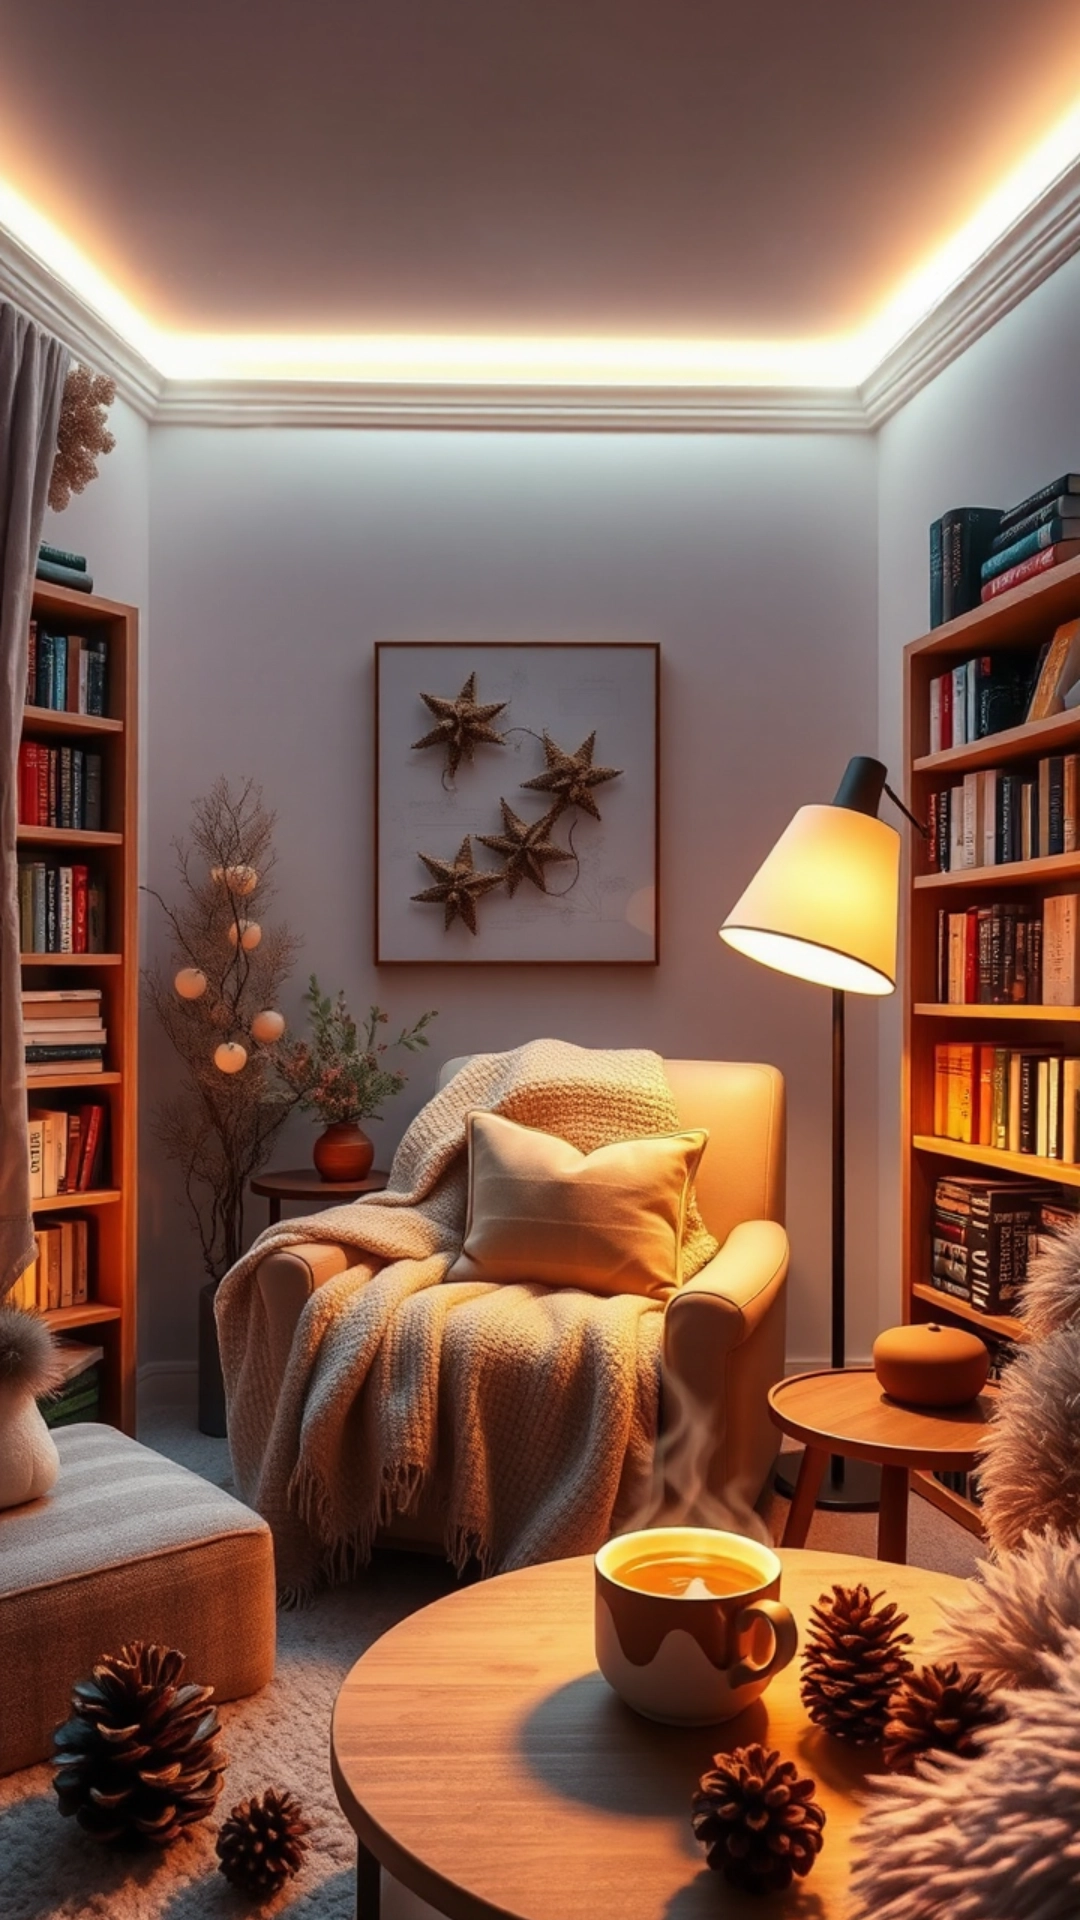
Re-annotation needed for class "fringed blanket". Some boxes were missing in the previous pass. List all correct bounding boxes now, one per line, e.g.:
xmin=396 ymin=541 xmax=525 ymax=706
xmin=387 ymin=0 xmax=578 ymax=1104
xmin=216 ymin=1039 xmax=717 ymax=1600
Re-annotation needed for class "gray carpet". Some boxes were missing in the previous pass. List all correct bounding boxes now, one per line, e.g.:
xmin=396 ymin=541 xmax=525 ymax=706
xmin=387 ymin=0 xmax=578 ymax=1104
xmin=0 ymin=1411 xmax=984 ymax=1917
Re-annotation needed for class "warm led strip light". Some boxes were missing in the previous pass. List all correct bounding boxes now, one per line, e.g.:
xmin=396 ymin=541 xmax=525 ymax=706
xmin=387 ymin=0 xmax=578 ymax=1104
xmin=2 ymin=96 xmax=1080 ymax=390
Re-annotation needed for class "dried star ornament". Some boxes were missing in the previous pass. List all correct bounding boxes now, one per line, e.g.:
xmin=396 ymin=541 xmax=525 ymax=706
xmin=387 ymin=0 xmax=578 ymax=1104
xmin=477 ymin=800 xmax=575 ymax=895
xmin=49 ymin=363 xmax=117 ymax=511
xmin=412 ymin=836 xmax=504 ymax=935
xmin=412 ymin=673 xmax=507 ymax=780
xmin=520 ymin=731 xmax=622 ymax=821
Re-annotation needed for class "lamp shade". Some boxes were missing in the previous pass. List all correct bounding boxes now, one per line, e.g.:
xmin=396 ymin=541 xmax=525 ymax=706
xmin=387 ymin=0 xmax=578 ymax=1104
xmin=719 ymin=802 xmax=900 ymax=995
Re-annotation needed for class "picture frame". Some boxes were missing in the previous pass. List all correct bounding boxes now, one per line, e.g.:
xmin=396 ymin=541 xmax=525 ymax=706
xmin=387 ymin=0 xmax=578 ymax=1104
xmin=374 ymin=641 xmax=659 ymax=964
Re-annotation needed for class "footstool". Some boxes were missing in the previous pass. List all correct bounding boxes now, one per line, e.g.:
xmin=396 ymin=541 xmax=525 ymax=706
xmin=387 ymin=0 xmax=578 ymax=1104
xmin=0 ymin=1423 xmax=276 ymax=1775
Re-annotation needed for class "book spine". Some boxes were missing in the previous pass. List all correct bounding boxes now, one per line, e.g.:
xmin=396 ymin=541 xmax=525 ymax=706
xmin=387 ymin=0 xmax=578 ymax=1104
xmin=35 ymin=558 xmax=94 ymax=591
xmin=24 ymin=1042 xmax=105 ymax=1061
xmin=999 ymin=474 xmax=1080 ymax=528
xmin=981 ymin=543 xmax=1080 ymax=601
xmin=941 ymin=670 xmax=953 ymax=750
xmin=929 ymin=677 xmax=942 ymax=754
xmin=52 ymin=636 xmax=65 ymax=712
xmin=78 ymin=1106 xmax=105 ymax=1189
xmin=38 ymin=541 xmax=88 ymax=571
xmin=71 ymin=865 xmax=88 ymax=955
xmin=930 ymin=520 xmax=944 ymax=628
xmin=982 ymin=519 xmax=1073 ymax=579
xmin=937 ymin=788 xmax=951 ymax=873
xmin=58 ymin=866 xmax=72 ymax=954
xmin=1049 ymin=756 xmax=1066 ymax=857
xmin=25 ymin=618 xmax=37 ymax=705
xmin=952 ymin=665 xmax=968 ymax=747
xmin=83 ymin=753 xmax=102 ymax=832
xmin=926 ymin=791 xmax=939 ymax=873
xmin=992 ymin=499 xmax=1077 ymax=546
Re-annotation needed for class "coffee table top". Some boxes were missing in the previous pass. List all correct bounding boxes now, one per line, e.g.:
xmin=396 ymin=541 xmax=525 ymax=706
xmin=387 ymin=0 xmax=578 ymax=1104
xmin=249 ymin=1167 xmax=388 ymax=1200
xmin=331 ymin=1547 xmax=969 ymax=1920
xmin=768 ymin=1367 xmax=1000 ymax=1470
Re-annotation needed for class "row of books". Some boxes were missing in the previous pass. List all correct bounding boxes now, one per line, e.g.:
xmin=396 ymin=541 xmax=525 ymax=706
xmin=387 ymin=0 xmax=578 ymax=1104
xmin=18 ymin=862 xmax=106 ymax=957
xmin=28 ymin=1100 xmax=108 ymax=1196
xmin=36 ymin=540 xmax=94 ymax=596
xmin=930 ymin=1174 xmax=1074 ymax=1313
xmin=927 ymin=619 xmax=1080 ymax=752
xmin=17 ymin=740 xmax=104 ymax=832
xmin=26 ymin=620 xmax=108 ymax=714
xmin=927 ymin=757 xmax=1080 ymax=872
xmin=929 ymin=475 xmax=1080 ymax=626
xmin=935 ymin=895 xmax=1080 ymax=1006
xmin=933 ymin=1042 xmax=1080 ymax=1161
xmin=7 ymin=1218 xmax=91 ymax=1311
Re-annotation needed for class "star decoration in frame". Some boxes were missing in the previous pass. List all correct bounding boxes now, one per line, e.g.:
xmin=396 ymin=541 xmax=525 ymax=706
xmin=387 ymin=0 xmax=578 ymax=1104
xmin=411 ymin=672 xmax=507 ymax=781
xmin=477 ymin=801 xmax=576 ymax=895
xmin=519 ymin=730 xmax=623 ymax=821
xmin=411 ymin=836 xmax=505 ymax=935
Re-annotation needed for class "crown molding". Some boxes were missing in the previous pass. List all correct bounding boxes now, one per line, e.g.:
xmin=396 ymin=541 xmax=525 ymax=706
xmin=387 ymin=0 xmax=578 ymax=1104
xmin=0 ymin=225 xmax=162 ymax=417
xmin=151 ymin=379 xmax=866 ymax=432
xmin=860 ymin=153 xmax=1080 ymax=427
xmin=2 ymin=155 xmax=1080 ymax=432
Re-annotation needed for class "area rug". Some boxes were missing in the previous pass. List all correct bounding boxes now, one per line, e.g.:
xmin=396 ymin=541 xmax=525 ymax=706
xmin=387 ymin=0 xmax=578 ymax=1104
xmin=0 ymin=1411 xmax=984 ymax=1918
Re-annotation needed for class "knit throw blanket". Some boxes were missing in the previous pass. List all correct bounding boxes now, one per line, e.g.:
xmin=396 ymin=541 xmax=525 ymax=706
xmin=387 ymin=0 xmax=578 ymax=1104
xmin=216 ymin=1039 xmax=718 ymax=1601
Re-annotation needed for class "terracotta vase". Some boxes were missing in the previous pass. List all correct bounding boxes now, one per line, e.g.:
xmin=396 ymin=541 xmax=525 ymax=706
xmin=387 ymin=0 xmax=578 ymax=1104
xmin=312 ymin=1120 xmax=375 ymax=1183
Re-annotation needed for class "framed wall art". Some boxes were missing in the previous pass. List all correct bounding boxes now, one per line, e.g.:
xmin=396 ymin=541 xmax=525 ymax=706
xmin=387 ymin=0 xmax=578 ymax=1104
xmin=374 ymin=642 xmax=659 ymax=964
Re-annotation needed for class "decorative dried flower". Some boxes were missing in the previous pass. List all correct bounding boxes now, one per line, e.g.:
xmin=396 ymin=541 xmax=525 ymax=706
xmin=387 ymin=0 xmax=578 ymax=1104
xmin=49 ymin=363 xmax=117 ymax=511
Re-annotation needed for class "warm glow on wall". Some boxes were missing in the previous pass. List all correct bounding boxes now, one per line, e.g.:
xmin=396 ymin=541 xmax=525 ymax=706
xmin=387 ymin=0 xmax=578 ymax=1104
xmin=2 ymin=93 xmax=1080 ymax=391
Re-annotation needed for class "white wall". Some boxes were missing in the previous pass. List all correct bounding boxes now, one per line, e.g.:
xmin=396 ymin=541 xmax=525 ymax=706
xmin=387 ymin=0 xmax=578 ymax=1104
xmin=876 ymin=248 xmax=1080 ymax=1326
xmin=142 ymin=426 xmax=880 ymax=1371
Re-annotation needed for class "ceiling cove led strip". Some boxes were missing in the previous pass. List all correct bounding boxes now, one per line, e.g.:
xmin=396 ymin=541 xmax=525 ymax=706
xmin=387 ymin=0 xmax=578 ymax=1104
xmin=1 ymin=97 xmax=1080 ymax=428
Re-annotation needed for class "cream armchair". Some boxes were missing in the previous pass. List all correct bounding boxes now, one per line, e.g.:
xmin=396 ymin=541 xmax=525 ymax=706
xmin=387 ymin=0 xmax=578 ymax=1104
xmin=252 ymin=1057 xmax=788 ymax=1544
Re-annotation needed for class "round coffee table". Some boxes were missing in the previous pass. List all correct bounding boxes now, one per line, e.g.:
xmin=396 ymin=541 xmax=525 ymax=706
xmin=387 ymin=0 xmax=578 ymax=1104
xmin=331 ymin=1547 xmax=969 ymax=1920
xmin=769 ymin=1368 xmax=999 ymax=1563
xmin=249 ymin=1166 xmax=388 ymax=1226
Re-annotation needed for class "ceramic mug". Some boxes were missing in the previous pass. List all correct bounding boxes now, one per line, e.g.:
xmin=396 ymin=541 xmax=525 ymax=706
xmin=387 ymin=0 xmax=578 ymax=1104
xmin=594 ymin=1525 xmax=798 ymax=1726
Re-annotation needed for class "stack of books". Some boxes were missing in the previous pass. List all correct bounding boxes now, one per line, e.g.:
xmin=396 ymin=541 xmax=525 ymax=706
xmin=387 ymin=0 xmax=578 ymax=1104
xmin=18 ymin=863 xmax=106 ymax=954
xmin=23 ymin=988 xmax=107 ymax=1079
xmin=931 ymin=1176 xmax=1068 ymax=1312
xmin=926 ymin=756 xmax=1080 ymax=871
xmin=933 ymin=1041 xmax=1080 ymax=1159
xmin=25 ymin=617 xmax=107 ymax=712
xmin=929 ymin=508 xmax=1004 ymax=625
xmin=935 ymin=891 xmax=1080 ymax=1006
xmin=980 ymin=475 xmax=1080 ymax=602
xmin=18 ymin=740 xmax=103 ymax=830
xmin=39 ymin=1342 xmax=103 ymax=1427
xmin=35 ymin=542 xmax=94 ymax=595
xmin=27 ymin=1095 xmax=107 ymax=1193
xmin=15 ymin=1218 xmax=91 ymax=1311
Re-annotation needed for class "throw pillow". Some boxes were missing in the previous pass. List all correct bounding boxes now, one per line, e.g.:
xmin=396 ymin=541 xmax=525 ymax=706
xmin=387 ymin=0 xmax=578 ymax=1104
xmin=446 ymin=1109 xmax=710 ymax=1300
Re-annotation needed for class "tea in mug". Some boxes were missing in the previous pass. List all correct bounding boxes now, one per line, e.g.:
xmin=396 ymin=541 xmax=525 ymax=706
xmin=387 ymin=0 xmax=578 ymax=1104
xmin=616 ymin=1552 xmax=753 ymax=1598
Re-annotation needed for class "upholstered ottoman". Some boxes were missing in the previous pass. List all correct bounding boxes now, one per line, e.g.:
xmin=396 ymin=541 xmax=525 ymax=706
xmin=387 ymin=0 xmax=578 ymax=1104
xmin=0 ymin=1423 xmax=276 ymax=1775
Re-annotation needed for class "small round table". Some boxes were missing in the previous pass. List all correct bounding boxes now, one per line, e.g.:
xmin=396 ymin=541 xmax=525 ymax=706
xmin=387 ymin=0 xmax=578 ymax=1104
xmin=331 ymin=1548 xmax=969 ymax=1920
xmin=769 ymin=1367 xmax=998 ymax=1563
xmin=249 ymin=1166 xmax=388 ymax=1227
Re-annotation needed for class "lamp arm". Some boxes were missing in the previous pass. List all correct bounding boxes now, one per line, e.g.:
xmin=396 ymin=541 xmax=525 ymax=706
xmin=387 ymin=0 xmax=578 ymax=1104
xmin=883 ymin=781 xmax=929 ymax=839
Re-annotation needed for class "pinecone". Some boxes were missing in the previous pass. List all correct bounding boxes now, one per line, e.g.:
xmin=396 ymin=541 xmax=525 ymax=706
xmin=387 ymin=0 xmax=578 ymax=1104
xmin=691 ymin=1743 xmax=826 ymax=1893
xmin=883 ymin=1661 xmax=1005 ymax=1771
xmin=52 ymin=1642 xmax=226 ymax=1846
xmin=216 ymin=1787 xmax=311 ymax=1896
xmin=800 ymin=1583 xmax=914 ymax=1746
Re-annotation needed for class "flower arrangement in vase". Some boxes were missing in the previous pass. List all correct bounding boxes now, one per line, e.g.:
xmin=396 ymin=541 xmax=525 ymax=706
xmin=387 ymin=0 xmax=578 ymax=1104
xmin=276 ymin=977 xmax=437 ymax=1180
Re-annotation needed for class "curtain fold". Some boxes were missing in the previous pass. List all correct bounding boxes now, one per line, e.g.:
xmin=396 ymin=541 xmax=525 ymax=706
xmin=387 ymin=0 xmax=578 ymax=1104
xmin=0 ymin=303 xmax=69 ymax=1296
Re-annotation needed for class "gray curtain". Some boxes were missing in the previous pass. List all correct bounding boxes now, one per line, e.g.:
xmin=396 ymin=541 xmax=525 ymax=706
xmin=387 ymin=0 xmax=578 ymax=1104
xmin=0 ymin=304 xmax=69 ymax=1296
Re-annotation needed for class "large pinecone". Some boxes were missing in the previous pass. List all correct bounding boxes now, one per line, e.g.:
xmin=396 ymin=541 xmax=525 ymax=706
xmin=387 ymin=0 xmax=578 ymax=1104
xmin=52 ymin=1642 xmax=226 ymax=1846
xmin=691 ymin=1743 xmax=826 ymax=1894
xmin=801 ymin=1584 xmax=914 ymax=1745
xmin=216 ymin=1787 xmax=311 ymax=1896
xmin=883 ymin=1660 xmax=1004 ymax=1771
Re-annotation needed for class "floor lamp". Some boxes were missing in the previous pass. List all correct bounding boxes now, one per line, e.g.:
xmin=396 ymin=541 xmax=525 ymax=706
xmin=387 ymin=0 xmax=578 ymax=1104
xmin=719 ymin=756 xmax=901 ymax=1511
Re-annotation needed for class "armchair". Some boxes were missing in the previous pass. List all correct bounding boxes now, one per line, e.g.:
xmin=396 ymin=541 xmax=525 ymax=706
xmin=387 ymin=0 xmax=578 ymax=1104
xmin=252 ymin=1057 xmax=787 ymax=1545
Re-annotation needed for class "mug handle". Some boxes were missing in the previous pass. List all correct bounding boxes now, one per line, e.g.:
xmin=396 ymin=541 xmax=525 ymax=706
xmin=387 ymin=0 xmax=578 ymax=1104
xmin=728 ymin=1599 xmax=799 ymax=1689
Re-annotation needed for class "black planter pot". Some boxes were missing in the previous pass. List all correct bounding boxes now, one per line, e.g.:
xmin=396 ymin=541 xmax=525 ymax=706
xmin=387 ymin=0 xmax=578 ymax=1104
xmin=198 ymin=1279 xmax=228 ymax=1438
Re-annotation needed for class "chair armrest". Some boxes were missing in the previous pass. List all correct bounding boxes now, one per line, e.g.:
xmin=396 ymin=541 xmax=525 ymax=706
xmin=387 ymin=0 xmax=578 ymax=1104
xmin=667 ymin=1221 xmax=789 ymax=1373
xmin=256 ymin=1240 xmax=357 ymax=1385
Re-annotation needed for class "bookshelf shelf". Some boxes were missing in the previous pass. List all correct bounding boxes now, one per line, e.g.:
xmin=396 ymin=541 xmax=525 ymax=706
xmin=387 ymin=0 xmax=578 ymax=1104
xmin=912 ymin=1134 xmax=1080 ymax=1186
xmin=22 ymin=704 xmax=123 ymax=737
xmin=904 ymin=555 xmax=1080 ymax=1539
xmin=20 ymin=584 xmax=138 ymax=1432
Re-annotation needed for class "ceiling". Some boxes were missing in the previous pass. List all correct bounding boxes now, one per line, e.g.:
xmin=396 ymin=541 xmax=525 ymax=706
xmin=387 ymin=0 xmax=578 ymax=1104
xmin=1 ymin=0 xmax=1079 ymax=352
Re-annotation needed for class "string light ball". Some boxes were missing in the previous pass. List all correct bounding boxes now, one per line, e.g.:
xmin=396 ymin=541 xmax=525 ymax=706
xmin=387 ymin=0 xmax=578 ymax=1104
xmin=250 ymin=1009 xmax=286 ymax=1044
xmin=227 ymin=920 xmax=262 ymax=951
xmin=214 ymin=1042 xmax=248 ymax=1074
xmin=174 ymin=967 xmax=208 ymax=1001
xmin=211 ymin=864 xmax=259 ymax=896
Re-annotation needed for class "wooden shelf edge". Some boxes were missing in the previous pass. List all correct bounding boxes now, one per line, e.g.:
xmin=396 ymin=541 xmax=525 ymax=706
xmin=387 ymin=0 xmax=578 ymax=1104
xmin=914 ymin=851 xmax=1080 ymax=888
xmin=911 ymin=1282 xmax=1025 ymax=1343
xmin=912 ymin=1133 xmax=1080 ymax=1185
xmin=904 ymin=551 xmax=1080 ymax=658
xmin=17 ymin=826 xmax=123 ymax=847
xmin=911 ymin=1470 xmax=985 ymax=1537
xmin=913 ymin=1002 xmax=1080 ymax=1019
xmin=24 ymin=1070 xmax=120 ymax=1090
xmin=22 ymin=704 xmax=122 ymax=735
xmin=912 ymin=707 xmax=1080 ymax=776
xmin=31 ymin=1189 xmax=121 ymax=1213
xmin=20 ymin=952 xmax=122 ymax=966
xmin=41 ymin=1303 xmax=122 ymax=1330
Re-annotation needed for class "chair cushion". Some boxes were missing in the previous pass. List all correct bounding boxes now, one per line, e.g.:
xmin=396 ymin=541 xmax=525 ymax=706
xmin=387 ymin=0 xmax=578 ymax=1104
xmin=446 ymin=1110 xmax=709 ymax=1300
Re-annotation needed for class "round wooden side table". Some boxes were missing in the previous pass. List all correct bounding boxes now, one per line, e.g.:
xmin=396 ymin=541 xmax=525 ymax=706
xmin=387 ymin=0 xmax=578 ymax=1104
xmin=249 ymin=1166 xmax=388 ymax=1226
xmin=769 ymin=1367 xmax=999 ymax=1563
xmin=331 ymin=1547 xmax=969 ymax=1920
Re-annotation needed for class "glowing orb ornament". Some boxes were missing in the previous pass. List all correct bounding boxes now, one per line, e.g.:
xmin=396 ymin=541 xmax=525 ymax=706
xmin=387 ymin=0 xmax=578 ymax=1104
xmin=174 ymin=967 xmax=208 ymax=1001
xmin=227 ymin=920 xmax=262 ymax=951
xmin=250 ymin=1009 xmax=286 ymax=1044
xmin=213 ymin=1041 xmax=248 ymax=1074
xmin=211 ymin=864 xmax=259 ymax=895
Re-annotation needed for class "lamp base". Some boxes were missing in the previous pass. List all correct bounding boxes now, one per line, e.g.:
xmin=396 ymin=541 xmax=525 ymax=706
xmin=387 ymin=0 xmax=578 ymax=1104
xmin=774 ymin=1449 xmax=881 ymax=1512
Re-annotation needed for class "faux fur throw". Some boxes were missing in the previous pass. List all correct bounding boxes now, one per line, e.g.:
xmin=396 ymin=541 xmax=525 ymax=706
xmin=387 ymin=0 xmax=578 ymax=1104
xmin=216 ymin=1039 xmax=719 ymax=1600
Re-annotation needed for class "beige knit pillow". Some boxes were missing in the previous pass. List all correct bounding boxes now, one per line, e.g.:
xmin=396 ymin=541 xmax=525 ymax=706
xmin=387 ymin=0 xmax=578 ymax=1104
xmin=446 ymin=1110 xmax=710 ymax=1300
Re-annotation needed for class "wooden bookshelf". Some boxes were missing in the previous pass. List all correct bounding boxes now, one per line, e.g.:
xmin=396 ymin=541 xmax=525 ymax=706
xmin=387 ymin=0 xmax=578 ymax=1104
xmin=903 ymin=555 xmax=1080 ymax=1533
xmin=20 ymin=581 xmax=138 ymax=1432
